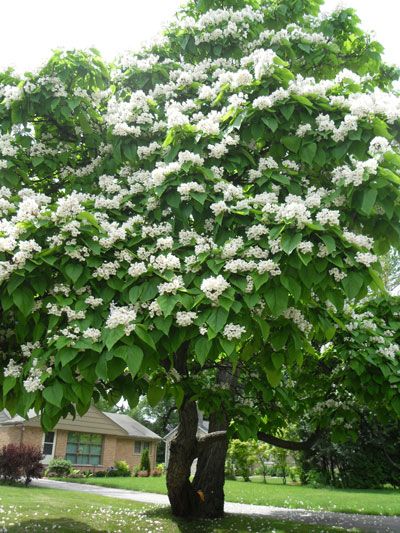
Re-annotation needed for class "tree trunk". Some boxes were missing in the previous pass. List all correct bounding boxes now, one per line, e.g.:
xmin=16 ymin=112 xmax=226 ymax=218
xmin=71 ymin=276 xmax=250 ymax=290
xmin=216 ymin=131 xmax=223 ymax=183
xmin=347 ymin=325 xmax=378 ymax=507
xmin=192 ymin=411 xmax=229 ymax=518
xmin=166 ymin=397 xmax=200 ymax=517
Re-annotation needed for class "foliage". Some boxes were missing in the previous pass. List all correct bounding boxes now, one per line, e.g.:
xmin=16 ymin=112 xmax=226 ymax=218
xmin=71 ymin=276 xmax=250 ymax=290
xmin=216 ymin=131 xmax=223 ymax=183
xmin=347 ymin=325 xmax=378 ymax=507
xmin=46 ymin=457 xmax=72 ymax=477
xmin=270 ymin=447 xmax=290 ymax=484
xmin=114 ymin=460 xmax=131 ymax=477
xmin=1 ymin=1 xmax=399 ymax=444
xmin=140 ymin=448 xmax=151 ymax=474
xmin=0 ymin=444 xmax=43 ymax=486
xmin=226 ymin=439 xmax=269 ymax=481
xmin=298 ymin=418 xmax=400 ymax=489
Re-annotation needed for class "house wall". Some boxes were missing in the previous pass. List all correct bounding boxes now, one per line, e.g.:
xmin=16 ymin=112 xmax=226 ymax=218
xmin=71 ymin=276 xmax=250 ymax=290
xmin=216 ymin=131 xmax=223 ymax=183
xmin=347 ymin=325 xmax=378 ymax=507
xmin=0 ymin=425 xmax=21 ymax=447
xmin=115 ymin=438 xmax=158 ymax=471
xmin=21 ymin=426 xmax=42 ymax=447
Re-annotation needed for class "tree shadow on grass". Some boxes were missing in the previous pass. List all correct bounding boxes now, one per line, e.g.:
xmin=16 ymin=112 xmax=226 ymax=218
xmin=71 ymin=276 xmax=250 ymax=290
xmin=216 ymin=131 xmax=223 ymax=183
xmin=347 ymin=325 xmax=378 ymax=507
xmin=142 ymin=506 xmax=315 ymax=533
xmin=7 ymin=518 xmax=107 ymax=532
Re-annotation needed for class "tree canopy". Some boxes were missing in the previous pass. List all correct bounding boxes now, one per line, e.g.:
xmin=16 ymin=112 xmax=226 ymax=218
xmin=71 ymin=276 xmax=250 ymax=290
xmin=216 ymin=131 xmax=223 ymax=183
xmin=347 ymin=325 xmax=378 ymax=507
xmin=1 ymin=0 xmax=400 ymax=517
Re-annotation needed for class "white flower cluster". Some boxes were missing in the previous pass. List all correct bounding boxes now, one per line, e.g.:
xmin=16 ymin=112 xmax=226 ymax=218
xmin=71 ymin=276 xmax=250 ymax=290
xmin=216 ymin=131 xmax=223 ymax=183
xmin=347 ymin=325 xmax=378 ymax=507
xmin=4 ymin=359 xmax=22 ymax=378
xmin=223 ymin=323 xmax=246 ymax=341
xmin=158 ymin=275 xmax=185 ymax=296
xmin=283 ymin=307 xmax=312 ymax=334
xmin=176 ymin=311 xmax=198 ymax=327
xmin=177 ymin=182 xmax=206 ymax=200
xmin=201 ymin=275 xmax=230 ymax=303
xmin=355 ymin=252 xmax=378 ymax=268
xmin=105 ymin=303 xmax=137 ymax=335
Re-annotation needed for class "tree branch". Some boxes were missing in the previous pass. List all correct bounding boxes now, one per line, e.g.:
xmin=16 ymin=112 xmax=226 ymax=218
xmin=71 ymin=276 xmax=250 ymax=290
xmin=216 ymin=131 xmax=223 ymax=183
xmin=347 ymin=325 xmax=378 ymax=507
xmin=197 ymin=431 xmax=227 ymax=454
xmin=257 ymin=429 xmax=321 ymax=452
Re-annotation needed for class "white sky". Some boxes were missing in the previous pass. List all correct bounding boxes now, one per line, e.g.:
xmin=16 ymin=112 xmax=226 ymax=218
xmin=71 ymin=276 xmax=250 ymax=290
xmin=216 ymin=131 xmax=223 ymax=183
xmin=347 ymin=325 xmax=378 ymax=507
xmin=0 ymin=0 xmax=399 ymax=72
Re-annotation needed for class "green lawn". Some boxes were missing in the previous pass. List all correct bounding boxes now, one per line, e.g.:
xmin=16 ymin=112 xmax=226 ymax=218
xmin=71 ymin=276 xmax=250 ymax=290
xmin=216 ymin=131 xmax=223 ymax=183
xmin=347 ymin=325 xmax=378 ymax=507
xmin=57 ymin=476 xmax=400 ymax=516
xmin=0 ymin=485 xmax=343 ymax=532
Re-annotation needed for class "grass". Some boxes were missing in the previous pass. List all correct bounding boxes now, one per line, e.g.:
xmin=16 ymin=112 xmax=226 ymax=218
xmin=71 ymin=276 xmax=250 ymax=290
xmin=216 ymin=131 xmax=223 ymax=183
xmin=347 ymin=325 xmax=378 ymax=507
xmin=0 ymin=485 xmax=344 ymax=532
xmin=57 ymin=475 xmax=400 ymax=516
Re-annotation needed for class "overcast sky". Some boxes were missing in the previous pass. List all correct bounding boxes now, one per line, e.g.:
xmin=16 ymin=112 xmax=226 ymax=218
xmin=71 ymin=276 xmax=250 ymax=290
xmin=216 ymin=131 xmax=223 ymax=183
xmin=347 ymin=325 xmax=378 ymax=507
xmin=0 ymin=0 xmax=399 ymax=72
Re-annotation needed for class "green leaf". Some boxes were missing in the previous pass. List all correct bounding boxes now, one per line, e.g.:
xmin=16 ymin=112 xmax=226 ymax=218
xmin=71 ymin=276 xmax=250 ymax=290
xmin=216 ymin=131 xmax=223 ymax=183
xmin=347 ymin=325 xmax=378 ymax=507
xmin=195 ymin=337 xmax=212 ymax=366
xmin=147 ymin=383 xmax=165 ymax=407
xmin=265 ymin=286 xmax=288 ymax=316
xmin=207 ymin=307 xmax=228 ymax=333
xmin=271 ymin=352 xmax=284 ymax=371
xmin=3 ymin=376 xmax=16 ymax=397
xmin=173 ymin=385 xmax=185 ymax=409
xmin=58 ymin=347 xmax=78 ymax=367
xmin=65 ymin=262 xmax=84 ymax=283
xmin=77 ymin=211 xmax=101 ymax=229
xmin=262 ymin=116 xmax=278 ymax=132
xmin=157 ymin=294 xmax=178 ymax=317
xmin=266 ymin=367 xmax=282 ymax=387
xmin=254 ymin=317 xmax=270 ymax=339
xmin=300 ymin=142 xmax=317 ymax=165
xmin=361 ymin=188 xmax=377 ymax=215
xmin=281 ymin=136 xmax=301 ymax=153
xmin=280 ymin=276 xmax=301 ymax=302
xmin=281 ymin=233 xmax=302 ymax=255
xmin=103 ymin=326 xmax=126 ymax=350
xmin=342 ymin=273 xmax=364 ymax=299
xmin=13 ymin=286 xmax=34 ymax=317
xmin=95 ymin=354 xmax=108 ymax=380
xmin=320 ymin=235 xmax=336 ymax=254
xmin=114 ymin=345 xmax=144 ymax=377
xmin=43 ymin=381 xmax=63 ymax=407
xmin=135 ymin=325 xmax=156 ymax=350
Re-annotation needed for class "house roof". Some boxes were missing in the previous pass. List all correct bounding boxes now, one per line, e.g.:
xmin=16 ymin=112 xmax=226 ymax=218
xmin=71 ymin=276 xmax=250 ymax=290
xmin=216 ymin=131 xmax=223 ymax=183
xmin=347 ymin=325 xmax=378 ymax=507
xmin=164 ymin=419 xmax=209 ymax=441
xmin=102 ymin=412 xmax=161 ymax=441
xmin=0 ymin=408 xmax=161 ymax=441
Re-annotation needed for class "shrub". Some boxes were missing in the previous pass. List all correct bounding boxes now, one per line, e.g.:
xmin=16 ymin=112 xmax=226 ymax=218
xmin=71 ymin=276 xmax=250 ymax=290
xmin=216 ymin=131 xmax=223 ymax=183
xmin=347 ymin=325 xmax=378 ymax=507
xmin=137 ymin=470 xmax=149 ymax=477
xmin=151 ymin=467 xmax=163 ymax=477
xmin=140 ymin=449 xmax=150 ymax=474
xmin=68 ymin=469 xmax=84 ymax=478
xmin=114 ymin=460 xmax=131 ymax=477
xmin=94 ymin=470 xmax=107 ymax=477
xmin=0 ymin=444 xmax=43 ymax=486
xmin=46 ymin=458 xmax=72 ymax=477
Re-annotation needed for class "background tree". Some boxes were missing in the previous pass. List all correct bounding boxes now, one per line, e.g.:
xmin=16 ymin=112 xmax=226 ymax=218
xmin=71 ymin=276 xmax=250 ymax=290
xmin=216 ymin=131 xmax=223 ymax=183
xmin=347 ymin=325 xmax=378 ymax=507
xmin=1 ymin=0 xmax=400 ymax=519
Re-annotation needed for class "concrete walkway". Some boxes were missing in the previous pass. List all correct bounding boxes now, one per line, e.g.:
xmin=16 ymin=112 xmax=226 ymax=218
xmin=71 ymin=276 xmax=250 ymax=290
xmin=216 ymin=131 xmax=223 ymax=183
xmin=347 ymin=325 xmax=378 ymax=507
xmin=32 ymin=478 xmax=400 ymax=533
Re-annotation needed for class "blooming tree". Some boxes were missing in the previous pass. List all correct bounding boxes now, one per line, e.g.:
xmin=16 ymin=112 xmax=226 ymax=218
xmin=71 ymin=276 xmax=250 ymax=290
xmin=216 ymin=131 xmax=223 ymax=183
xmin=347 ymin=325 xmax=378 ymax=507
xmin=1 ymin=0 xmax=400 ymax=518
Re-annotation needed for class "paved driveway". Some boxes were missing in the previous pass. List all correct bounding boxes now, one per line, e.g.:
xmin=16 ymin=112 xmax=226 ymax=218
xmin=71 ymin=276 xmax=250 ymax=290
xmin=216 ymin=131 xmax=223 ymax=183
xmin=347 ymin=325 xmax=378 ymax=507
xmin=32 ymin=478 xmax=400 ymax=533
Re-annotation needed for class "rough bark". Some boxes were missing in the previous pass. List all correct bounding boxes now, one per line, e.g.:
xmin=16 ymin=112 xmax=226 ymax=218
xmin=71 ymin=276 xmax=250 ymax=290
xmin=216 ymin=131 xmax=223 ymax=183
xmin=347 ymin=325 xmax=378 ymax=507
xmin=192 ymin=411 xmax=229 ymax=517
xmin=166 ymin=396 xmax=200 ymax=517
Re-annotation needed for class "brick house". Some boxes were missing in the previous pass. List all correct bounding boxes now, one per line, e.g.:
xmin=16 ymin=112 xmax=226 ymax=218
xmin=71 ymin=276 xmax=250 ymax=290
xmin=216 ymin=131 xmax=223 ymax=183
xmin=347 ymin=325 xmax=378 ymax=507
xmin=0 ymin=405 xmax=161 ymax=472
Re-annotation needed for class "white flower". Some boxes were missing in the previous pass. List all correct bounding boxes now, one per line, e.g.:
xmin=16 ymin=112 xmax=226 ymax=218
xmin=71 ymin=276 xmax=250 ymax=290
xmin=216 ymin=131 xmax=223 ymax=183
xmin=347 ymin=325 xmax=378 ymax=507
xmin=201 ymin=275 xmax=230 ymax=303
xmin=176 ymin=311 xmax=198 ymax=327
xmin=369 ymin=136 xmax=391 ymax=156
xmin=355 ymin=252 xmax=378 ymax=267
xmin=82 ymin=328 xmax=102 ymax=342
xmin=316 ymin=209 xmax=340 ymax=226
xmin=128 ymin=261 xmax=148 ymax=277
xmin=158 ymin=275 xmax=185 ymax=296
xmin=223 ymin=323 xmax=246 ymax=340
xmin=105 ymin=303 xmax=137 ymax=335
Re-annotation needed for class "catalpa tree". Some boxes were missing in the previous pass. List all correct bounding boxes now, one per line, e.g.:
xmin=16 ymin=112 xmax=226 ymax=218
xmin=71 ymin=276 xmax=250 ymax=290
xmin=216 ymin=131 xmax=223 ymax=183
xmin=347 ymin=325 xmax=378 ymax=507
xmin=1 ymin=0 xmax=400 ymax=518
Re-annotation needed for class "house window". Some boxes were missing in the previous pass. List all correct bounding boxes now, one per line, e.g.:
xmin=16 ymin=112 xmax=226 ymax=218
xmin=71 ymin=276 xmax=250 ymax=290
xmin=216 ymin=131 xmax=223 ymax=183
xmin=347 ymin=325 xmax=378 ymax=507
xmin=43 ymin=432 xmax=55 ymax=456
xmin=65 ymin=432 xmax=103 ymax=466
xmin=133 ymin=441 xmax=150 ymax=454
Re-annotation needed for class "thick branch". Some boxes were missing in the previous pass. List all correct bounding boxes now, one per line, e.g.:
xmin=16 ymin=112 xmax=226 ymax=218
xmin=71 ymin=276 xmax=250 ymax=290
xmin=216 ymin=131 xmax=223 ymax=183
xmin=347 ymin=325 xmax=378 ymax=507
xmin=197 ymin=430 xmax=227 ymax=454
xmin=257 ymin=429 xmax=321 ymax=452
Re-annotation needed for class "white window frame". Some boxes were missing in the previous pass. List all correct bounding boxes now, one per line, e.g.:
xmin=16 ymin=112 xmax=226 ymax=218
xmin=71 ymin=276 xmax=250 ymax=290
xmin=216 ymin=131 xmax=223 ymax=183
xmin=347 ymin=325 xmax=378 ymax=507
xmin=42 ymin=430 xmax=57 ymax=464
